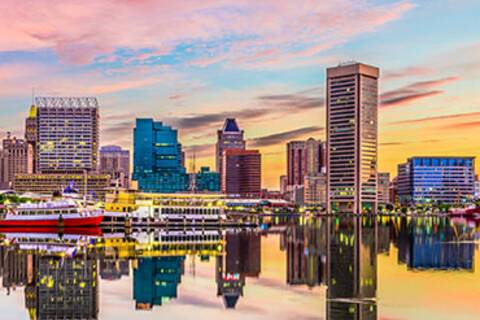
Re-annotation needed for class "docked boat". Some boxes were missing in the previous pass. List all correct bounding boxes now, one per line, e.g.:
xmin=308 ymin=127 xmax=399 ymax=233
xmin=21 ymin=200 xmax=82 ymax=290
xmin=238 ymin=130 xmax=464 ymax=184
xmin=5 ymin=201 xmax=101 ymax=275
xmin=0 ymin=200 xmax=104 ymax=227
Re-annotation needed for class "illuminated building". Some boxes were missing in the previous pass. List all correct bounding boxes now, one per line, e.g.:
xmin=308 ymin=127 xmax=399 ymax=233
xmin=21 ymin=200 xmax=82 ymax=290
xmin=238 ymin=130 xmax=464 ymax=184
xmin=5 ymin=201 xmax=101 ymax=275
xmin=99 ymin=145 xmax=130 ymax=188
xmin=1 ymin=133 xmax=33 ymax=188
xmin=222 ymin=149 xmax=261 ymax=197
xmin=133 ymin=257 xmax=184 ymax=310
xmin=13 ymin=173 xmax=110 ymax=199
xmin=133 ymin=119 xmax=188 ymax=193
xmin=216 ymin=119 xmax=246 ymax=190
xmin=327 ymin=63 xmax=379 ymax=214
xmin=377 ymin=172 xmax=390 ymax=205
xmin=397 ymin=157 xmax=475 ymax=206
xmin=327 ymin=217 xmax=377 ymax=319
xmin=32 ymin=256 xmax=98 ymax=319
xmin=34 ymin=97 xmax=99 ymax=173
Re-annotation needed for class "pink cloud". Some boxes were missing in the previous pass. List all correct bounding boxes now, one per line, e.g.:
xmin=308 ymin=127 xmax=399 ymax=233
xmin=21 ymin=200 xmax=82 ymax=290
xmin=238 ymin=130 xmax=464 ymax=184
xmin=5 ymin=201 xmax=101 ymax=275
xmin=0 ymin=0 xmax=414 ymax=67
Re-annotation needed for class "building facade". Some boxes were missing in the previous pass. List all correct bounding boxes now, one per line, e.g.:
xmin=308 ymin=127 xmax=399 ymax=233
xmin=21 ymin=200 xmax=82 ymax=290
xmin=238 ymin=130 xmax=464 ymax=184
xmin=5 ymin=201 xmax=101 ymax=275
xmin=191 ymin=167 xmax=220 ymax=192
xmin=133 ymin=119 xmax=187 ymax=193
xmin=397 ymin=157 xmax=475 ymax=206
xmin=2 ymin=134 xmax=33 ymax=188
xmin=377 ymin=172 xmax=390 ymax=205
xmin=216 ymin=119 xmax=245 ymax=190
xmin=99 ymin=145 xmax=130 ymax=188
xmin=327 ymin=63 xmax=379 ymax=214
xmin=34 ymin=97 xmax=99 ymax=173
xmin=304 ymin=174 xmax=327 ymax=207
xmin=222 ymin=149 xmax=261 ymax=197
xmin=13 ymin=173 xmax=110 ymax=199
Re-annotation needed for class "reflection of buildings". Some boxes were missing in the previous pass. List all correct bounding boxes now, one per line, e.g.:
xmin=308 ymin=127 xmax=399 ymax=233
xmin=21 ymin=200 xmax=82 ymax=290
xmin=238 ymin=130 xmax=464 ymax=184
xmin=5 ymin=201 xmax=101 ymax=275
xmin=0 ymin=248 xmax=29 ymax=292
xmin=216 ymin=230 xmax=261 ymax=309
xmin=100 ymin=259 xmax=130 ymax=280
xmin=327 ymin=217 xmax=377 ymax=320
xmin=395 ymin=218 xmax=475 ymax=270
xmin=133 ymin=257 xmax=185 ymax=310
xmin=26 ymin=255 xmax=99 ymax=320
xmin=284 ymin=221 xmax=328 ymax=287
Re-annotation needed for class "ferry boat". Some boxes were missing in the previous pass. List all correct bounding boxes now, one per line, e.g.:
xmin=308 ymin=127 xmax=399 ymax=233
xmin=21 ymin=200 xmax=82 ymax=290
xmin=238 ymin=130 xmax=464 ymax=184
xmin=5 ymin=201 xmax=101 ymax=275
xmin=132 ymin=204 xmax=225 ymax=225
xmin=0 ymin=200 xmax=104 ymax=227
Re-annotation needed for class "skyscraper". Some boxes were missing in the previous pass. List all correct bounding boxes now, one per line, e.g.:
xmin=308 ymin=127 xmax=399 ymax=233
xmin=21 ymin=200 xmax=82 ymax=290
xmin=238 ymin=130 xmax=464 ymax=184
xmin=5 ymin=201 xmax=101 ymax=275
xmin=216 ymin=119 xmax=245 ymax=189
xmin=222 ymin=149 xmax=261 ymax=197
xmin=99 ymin=145 xmax=130 ymax=188
xmin=133 ymin=118 xmax=188 ymax=193
xmin=25 ymin=104 xmax=37 ymax=171
xmin=35 ymin=96 xmax=99 ymax=173
xmin=327 ymin=63 xmax=379 ymax=214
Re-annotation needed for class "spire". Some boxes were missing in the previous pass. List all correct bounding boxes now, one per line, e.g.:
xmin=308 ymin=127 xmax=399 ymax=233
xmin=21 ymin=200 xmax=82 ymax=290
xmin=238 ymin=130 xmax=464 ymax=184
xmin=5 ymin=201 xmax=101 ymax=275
xmin=222 ymin=118 xmax=241 ymax=133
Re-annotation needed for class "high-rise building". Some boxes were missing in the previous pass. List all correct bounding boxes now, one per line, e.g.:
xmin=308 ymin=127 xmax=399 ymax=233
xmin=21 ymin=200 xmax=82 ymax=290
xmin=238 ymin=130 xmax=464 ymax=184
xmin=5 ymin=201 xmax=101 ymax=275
xmin=99 ymin=145 xmax=130 ymax=188
xmin=377 ymin=172 xmax=390 ymax=205
xmin=34 ymin=97 xmax=99 ymax=173
xmin=1 ymin=133 xmax=33 ymax=187
xmin=475 ymin=178 xmax=480 ymax=200
xmin=397 ymin=157 xmax=475 ymax=206
xmin=327 ymin=62 xmax=379 ymax=214
xmin=216 ymin=119 xmax=245 ymax=190
xmin=222 ymin=149 xmax=261 ymax=197
xmin=279 ymin=175 xmax=287 ymax=195
xmin=287 ymin=141 xmax=306 ymax=187
xmin=133 ymin=119 xmax=188 ymax=193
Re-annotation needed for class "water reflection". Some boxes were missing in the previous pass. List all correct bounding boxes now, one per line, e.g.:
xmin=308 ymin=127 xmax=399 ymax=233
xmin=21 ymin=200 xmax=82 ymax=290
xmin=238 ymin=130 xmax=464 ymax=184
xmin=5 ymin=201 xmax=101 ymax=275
xmin=0 ymin=216 xmax=476 ymax=319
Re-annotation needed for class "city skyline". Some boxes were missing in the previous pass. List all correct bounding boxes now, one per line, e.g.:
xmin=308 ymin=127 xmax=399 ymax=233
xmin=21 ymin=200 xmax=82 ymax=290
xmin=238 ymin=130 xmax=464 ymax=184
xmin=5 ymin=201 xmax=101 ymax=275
xmin=0 ymin=1 xmax=479 ymax=188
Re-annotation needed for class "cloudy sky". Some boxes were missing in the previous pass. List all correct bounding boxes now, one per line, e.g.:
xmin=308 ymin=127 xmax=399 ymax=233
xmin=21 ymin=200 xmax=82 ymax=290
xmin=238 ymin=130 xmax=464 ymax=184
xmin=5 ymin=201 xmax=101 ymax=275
xmin=0 ymin=0 xmax=479 ymax=188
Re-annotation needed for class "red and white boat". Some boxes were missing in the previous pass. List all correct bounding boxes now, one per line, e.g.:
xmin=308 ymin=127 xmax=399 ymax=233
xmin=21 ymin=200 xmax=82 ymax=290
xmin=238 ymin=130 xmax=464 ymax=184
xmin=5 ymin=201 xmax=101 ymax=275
xmin=0 ymin=200 xmax=104 ymax=227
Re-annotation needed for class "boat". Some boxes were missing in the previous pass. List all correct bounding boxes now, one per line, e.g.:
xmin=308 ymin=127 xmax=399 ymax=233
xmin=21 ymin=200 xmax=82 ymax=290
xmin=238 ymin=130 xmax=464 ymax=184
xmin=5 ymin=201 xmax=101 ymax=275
xmin=0 ymin=199 xmax=104 ymax=227
xmin=449 ymin=206 xmax=480 ymax=217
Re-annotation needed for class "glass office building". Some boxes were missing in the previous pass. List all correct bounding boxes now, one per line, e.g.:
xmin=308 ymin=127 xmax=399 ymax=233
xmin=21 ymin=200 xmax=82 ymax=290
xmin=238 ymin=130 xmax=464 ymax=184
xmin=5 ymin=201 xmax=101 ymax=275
xmin=133 ymin=119 xmax=187 ymax=193
xmin=397 ymin=157 xmax=475 ymax=205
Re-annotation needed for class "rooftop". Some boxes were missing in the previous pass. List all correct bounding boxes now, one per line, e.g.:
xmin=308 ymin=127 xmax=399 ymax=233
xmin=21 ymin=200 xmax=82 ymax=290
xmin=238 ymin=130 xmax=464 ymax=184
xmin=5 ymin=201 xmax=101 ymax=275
xmin=222 ymin=118 xmax=241 ymax=133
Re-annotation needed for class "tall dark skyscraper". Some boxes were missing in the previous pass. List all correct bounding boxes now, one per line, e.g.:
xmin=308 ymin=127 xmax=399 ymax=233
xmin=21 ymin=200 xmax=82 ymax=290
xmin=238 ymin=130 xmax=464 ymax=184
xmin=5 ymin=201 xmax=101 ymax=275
xmin=133 ymin=118 xmax=188 ymax=193
xmin=327 ymin=63 xmax=379 ymax=214
xmin=216 ymin=118 xmax=245 ymax=190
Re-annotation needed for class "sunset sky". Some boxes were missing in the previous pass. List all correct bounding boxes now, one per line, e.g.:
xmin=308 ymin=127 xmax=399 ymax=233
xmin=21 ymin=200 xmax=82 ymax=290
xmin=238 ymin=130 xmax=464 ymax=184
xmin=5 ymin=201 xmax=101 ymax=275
xmin=0 ymin=0 xmax=479 ymax=188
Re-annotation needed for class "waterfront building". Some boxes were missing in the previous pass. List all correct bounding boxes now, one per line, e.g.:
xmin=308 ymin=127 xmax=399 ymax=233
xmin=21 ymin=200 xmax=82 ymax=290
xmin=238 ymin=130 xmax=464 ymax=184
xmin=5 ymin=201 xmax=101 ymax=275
xmin=133 ymin=119 xmax=188 ymax=193
xmin=1 ymin=133 xmax=32 ymax=188
xmin=99 ymin=145 xmax=130 ymax=188
xmin=327 ymin=62 xmax=379 ymax=214
xmin=133 ymin=257 xmax=184 ymax=310
xmin=191 ymin=166 xmax=220 ymax=192
xmin=396 ymin=157 xmax=475 ymax=206
xmin=34 ymin=97 xmax=99 ymax=173
xmin=216 ymin=119 xmax=246 ymax=190
xmin=13 ymin=173 xmax=110 ymax=199
xmin=25 ymin=104 xmax=37 ymax=171
xmin=304 ymin=174 xmax=327 ymax=207
xmin=475 ymin=178 xmax=480 ymax=200
xmin=377 ymin=172 xmax=390 ymax=205
xmin=222 ymin=149 xmax=261 ymax=197
xmin=389 ymin=177 xmax=399 ymax=206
